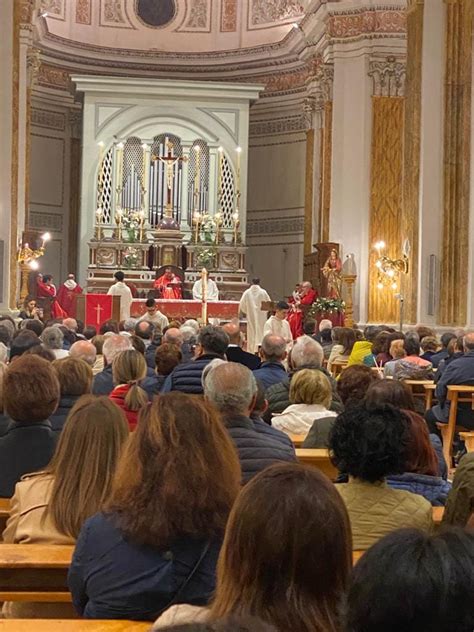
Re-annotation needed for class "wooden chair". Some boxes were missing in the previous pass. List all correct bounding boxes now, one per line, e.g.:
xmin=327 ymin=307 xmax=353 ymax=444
xmin=329 ymin=361 xmax=348 ymax=379
xmin=0 ymin=498 xmax=10 ymax=536
xmin=436 ymin=385 xmax=474 ymax=467
xmin=288 ymin=433 xmax=306 ymax=448
xmin=295 ymin=448 xmax=338 ymax=479
xmin=403 ymin=380 xmax=434 ymax=409
xmin=460 ymin=432 xmax=474 ymax=453
xmin=0 ymin=544 xmax=73 ymax=603
xmin=424 ymin=383 xmax=436 ymax=410
xmin=0 ymin=621 xmax=150 ymax=631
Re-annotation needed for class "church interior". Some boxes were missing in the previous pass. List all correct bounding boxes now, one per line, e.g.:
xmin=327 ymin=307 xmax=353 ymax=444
xmin=0 ymin=1 xmax=473 ymax=630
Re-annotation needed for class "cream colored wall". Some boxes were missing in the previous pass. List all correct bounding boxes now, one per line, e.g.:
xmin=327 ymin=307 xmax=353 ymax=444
xmin=246 ymin=102 xmax=306 ymax=300
xmin=0 ymin=1 xmax=13 ymax=310
xmin=28 ymin=100 xmax=72 ymax=284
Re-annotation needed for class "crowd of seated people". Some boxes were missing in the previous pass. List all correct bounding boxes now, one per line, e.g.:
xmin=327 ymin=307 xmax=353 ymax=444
xmin=0 ymin=312 xmax=472 ymax=629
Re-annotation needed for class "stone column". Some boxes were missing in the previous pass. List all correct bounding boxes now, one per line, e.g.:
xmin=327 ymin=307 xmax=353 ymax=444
xmin=439 ymin=0 xmax=472 ymax=326
xmin=367 ymin=56 xmax=406 ymax=324
xmin=302 ymin=96 xmax=316 ymax=256
xmin=329 ymin=54 xmax=373 ymax=324
xmin=68 ymin=110 xmax=83 ymax=276
xmin=0 ymin=0 xmax=14 ymax=311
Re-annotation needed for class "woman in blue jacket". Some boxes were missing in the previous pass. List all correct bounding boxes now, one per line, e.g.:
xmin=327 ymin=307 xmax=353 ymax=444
xmin=68 ymin=392 xmax=241 ymax=621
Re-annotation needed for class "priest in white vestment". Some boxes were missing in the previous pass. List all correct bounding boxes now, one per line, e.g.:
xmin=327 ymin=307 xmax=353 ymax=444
xmin=192 ymin=278 xmax=219 ymax=301
xmin=239 ymin=278 xmax=271 ymax=353
xmin=107 ymin=271 xmax=133 ymax=321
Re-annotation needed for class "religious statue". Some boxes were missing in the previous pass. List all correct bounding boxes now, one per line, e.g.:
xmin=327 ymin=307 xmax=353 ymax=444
xmin=321 ymin=248 xmax=342 ymax=299
xmin=153 ymin=267 xmax=182 ymax=300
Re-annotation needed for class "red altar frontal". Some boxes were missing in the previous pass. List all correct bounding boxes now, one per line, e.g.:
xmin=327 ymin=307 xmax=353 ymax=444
xmin=131 ymin=299 xmax=240 ymax=321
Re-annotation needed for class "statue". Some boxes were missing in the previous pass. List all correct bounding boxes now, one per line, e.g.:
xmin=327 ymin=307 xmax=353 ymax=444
xmin=321 ymin=248 xmax=342 ymax=299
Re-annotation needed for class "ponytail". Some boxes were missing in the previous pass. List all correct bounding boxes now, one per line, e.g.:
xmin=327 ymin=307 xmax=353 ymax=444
xmin=125 ymin=382 xmax=148 ymax=411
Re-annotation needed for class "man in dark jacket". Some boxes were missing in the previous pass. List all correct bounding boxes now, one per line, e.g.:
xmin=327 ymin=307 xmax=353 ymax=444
xmin=264 ymin=334 xmax=343 ymax=423
xmin=426 ymin=332 xmax=474 ymax=431
xmin=252 ymin=334 xmax=288 ymax=390
xmin=0 ymin=355 xmax=59 ymax=498
xmin=204 ymin=362 xmax=296 ymax=483
xmin=429 ymin=332 xmax=457 ymax=368
xmin=222 ymin=321 xmax=260 ymax=370
xmin=161 ymin=325 xmax=229 ymax=395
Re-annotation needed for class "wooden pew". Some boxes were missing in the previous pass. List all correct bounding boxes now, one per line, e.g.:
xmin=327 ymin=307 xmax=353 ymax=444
xmin=0 ymin=621 xmax=150 ymax=631
xmin=0 ymin=498 xmax=10 ymax=536
xmin=296 ymin=448 xmax=338 ymax=479
xmin=0 ymin=544 xmax=74 ymax=603
xmin=424 ymin=383 xmax=436 ymax=410
xmin=460 ymin=431 xmax=474 ymax=453
xmin=329 ymin=361 xmax=348 ymax=379
xmin=289 ymin=433 xmax=306 ymax=448
xmin=436 ymin=385 xmax=474 ymax=466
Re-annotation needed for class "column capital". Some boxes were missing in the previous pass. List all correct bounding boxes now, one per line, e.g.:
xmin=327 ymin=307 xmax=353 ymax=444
xmin=26 ymin=46 xmax=41 ymax=88
xmin=368 ymin=56 xmax=406 ymax=97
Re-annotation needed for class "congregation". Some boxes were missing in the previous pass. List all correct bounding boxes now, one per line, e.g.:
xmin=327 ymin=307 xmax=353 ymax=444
xmin=0 ymin=308 xmax=473 ymax=630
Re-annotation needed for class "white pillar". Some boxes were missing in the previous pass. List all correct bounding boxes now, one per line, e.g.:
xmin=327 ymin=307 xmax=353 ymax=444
xmin=329 ymin=54 xmax=373 ymax=324
xmin=0 ymin=1 xmax=13 ymax=310
xmin=417 ymin=0 xmax=446 ymax=326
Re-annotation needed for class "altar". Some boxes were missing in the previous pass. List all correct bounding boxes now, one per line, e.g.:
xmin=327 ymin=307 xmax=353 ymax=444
xmin=72 ymin=77 xmax=263 ymax=302
xmin=131 ymin=299 xmax=240 ymax=321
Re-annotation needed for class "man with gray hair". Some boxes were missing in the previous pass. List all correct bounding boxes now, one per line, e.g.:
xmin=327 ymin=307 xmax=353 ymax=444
xmin=264 ymin=334 xmax=343 ymax=422
xmin=427 ymin=330 xmax=474 ymax=432
xmin=92 ymin=334 xmax=133 ymax=395
xmin=41 ymin=326 xmax=69 ymax=359
xmin=163 ymin=328 xmax=183 ymax=348
xmin=69 ymin=340 xmax=97 ymax=367
xmin=252 ymin=334 xmax=288 ymax=390
xmin=161 ymin=325 xmax=229 ymax=395
xmin=205 ymin=362 xmax=296 ymax=483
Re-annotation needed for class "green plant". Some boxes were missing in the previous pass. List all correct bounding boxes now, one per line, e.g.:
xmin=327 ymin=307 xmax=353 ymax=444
xmin=309 ymin=297 xmax=345 ymax=316
xmin=195 ymin=246 xmax=217 ymax=269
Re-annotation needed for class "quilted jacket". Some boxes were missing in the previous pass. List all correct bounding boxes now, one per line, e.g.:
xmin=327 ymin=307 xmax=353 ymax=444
xmin=442 ymin=452 xmax=474 ymax=527
xmin=161 ymin=353 xmax=225 ymax=395
xmin=386 ymin=472 xmax=451 ymax=506
xmin=336 ymin=479 xmax=433 ymax=551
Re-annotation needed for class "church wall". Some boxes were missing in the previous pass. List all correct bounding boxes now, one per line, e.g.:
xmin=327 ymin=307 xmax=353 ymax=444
xmin=246 ymin=99 xmax=306 ymax=300
xmin=0 ymin=1 xmax=13 ymax=310
xmin=28 ymin=99 xmax=73 ymax=284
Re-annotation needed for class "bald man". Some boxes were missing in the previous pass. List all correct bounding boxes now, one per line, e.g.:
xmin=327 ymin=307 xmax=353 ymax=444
xmin=69 ymin=340 xmax=97 ymax=367
xmin=222 ymin=322 xmax=261 ymax=371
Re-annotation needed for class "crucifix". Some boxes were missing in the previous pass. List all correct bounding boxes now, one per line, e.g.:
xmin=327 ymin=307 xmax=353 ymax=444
xmin=151 ymin=140 xmax=188 ymax=220
xmin=94 ymin=303 xmax=104 ymax=325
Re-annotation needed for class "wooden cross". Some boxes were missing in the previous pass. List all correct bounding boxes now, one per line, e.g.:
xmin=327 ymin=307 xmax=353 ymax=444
xmin=151 ymin=140 xmax=188 ymax=218
xmin=94 ymin=303 xmax=104 ymax=325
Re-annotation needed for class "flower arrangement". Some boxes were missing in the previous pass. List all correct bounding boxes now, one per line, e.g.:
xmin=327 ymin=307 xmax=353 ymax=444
xmin=195 ymin=246 xmax=217 ymax=269
xmin=121 ymin=211 xmax=141 ymax=242
xmin=309 ymin=297 xmax=345 ymax=316
xmin=122 ymin=246 xmax=139 ymax=269
xmin=200 ymin=213 xmax=216 ymax=243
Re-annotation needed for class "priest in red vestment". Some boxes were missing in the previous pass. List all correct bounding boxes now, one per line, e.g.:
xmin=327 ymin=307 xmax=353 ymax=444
xmin=36 ymin=274 xmax=67 ymax=319
xmin=153 ymin=267 xmax=182 ymax=300
xmin=57 ymin=274 xmax=83 ymax=317
xmin=287 ymin=281 xmax=318 ymax=339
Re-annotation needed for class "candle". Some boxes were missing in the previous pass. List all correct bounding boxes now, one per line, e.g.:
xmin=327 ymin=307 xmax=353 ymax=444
xmin=194 ymin=145 xmax=201 ymax=211
xmin=235 ymin=146 xmax=242 ymax=196
xmin=116 ymin=142 xmax=124 ymax=200
xmin=217 ymin=146 xmax=223 ymax=200
xmin=142 ymin=143 xmax=149 ymax=200
xmin=193 ymin=211 xmax=201 ymax=243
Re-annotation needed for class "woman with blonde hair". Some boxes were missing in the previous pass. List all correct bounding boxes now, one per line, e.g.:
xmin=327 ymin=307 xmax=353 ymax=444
xmin=154 ymin=463 xmax=352 ymax=631
xmin=271 ymin=368 xmax=336 ymax=436
xmin=2 ymin=395 xmax=129 ymax=617
xmin=68 ymin=392 xmax=241 ymax=621
xmin=109 ymin=349 xmax=148 ymax=430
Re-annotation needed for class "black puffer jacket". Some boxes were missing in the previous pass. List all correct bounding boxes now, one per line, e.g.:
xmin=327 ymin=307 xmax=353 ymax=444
xmin=49 ymin=394 xmax=81 ymax=433
xmin=161 ymin=353 xmax=224 ymax=395
xmin=224 ymin=414 xmax=296 ymax=484
xmin=263 ymin=364 xmax=344 ymax=423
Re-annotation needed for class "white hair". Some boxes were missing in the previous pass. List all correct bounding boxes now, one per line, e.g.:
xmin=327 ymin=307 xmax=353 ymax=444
xmin=181 ymin=319 xmax=200 ymax=335
xmin=205 ymin=362 xmax=257 ymax=415
xmin=201 ymin=358 xmax=227 ymax=389
xmin=102 ymin=334 xmax=133 ymax=363
xmin=41 ymin=326 xmax=64 ymax=350
xmin=123 ymin=318 xmax=138 ymax=333
xmin=290 ymin=335 xmax=324 ymax=369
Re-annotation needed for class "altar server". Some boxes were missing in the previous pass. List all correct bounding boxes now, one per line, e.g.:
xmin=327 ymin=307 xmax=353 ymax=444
xmin=57 ymin=274 xmax=83 ymax=317
xmin=192 ymin=277 xmax=219 ymax=301
xmin=263 ymin=300 xmax=293 ymax=351
xmin=107 ymin=271 xmax=133 ymax=321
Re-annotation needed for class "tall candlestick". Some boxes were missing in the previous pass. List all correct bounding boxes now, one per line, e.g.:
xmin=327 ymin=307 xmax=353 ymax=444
xmin=217 ymin=146 xmax=223 ymax=200
xmin=194 ymin=145 xmax=201 ymax=211
xmin=116 ymin=142 xmax=124 ymax=206
xmin=235 ymin=146 xmax=242 ymax=196
xmin=232 ymin=211 xmax=240 ymax=246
